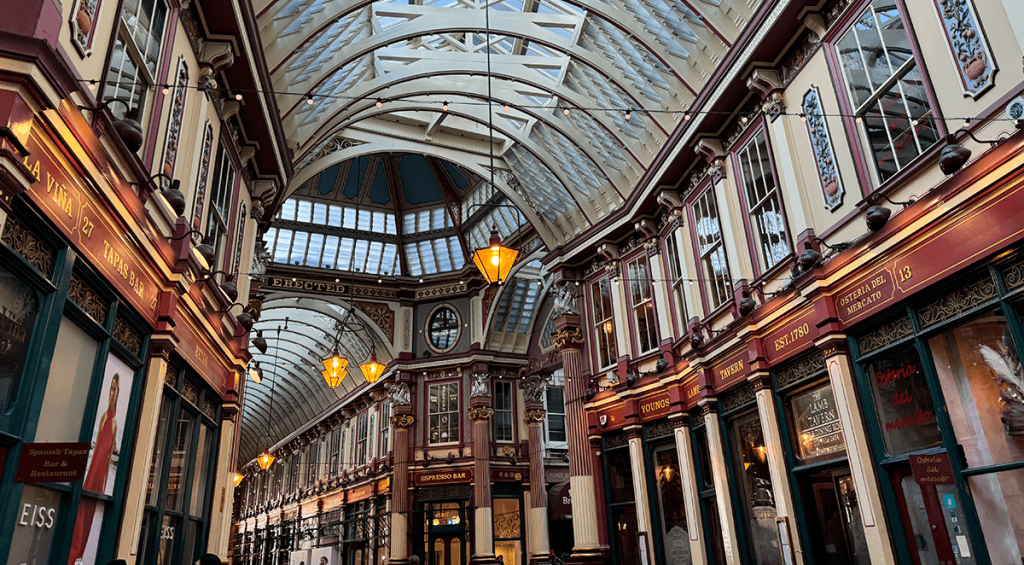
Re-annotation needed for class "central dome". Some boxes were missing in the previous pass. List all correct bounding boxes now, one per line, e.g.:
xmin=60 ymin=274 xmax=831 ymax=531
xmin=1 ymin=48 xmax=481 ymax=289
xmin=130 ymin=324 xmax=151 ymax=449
xmin=264 ymin=152 xmax=523 ymax=277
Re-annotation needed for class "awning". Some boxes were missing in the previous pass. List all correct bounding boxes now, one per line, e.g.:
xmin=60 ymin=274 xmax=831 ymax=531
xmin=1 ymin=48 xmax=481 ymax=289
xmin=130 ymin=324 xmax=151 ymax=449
xmin=547 ymin=482 xmax=572 ymax=521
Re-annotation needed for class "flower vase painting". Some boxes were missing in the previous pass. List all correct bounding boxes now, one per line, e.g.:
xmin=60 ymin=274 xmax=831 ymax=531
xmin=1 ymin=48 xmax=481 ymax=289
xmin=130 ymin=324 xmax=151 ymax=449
xmin=933 ymin=0 xmax=996 ymax=97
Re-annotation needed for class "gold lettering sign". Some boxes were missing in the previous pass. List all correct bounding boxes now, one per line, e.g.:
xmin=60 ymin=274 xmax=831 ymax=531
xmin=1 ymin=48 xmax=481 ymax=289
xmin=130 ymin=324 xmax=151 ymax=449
xmin=638 ymin=392 xmax=672 ymax=421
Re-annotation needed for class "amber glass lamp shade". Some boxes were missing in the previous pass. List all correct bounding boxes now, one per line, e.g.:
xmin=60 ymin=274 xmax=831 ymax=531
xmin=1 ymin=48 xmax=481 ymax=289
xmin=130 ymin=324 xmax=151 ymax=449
xmin=471 ymin=227 xmax=519 ymax=284
xmin=322 ymin=362 xmax=349 ymax=389
xmin=257 ymin=451 xmax=276 ymax=470
xmin=233 ymin=473 xmax=244 ymax=487
xmin=360 ymin=354 xmax=385 ymax=384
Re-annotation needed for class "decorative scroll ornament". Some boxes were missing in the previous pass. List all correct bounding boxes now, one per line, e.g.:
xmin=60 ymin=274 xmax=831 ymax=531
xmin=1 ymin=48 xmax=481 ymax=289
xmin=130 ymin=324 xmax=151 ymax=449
xmin=1 ymin=214 xmax=55 ymax=275
xmin=162 ymin=58 xmax=189 ymax=185
xmin=916 ymin=273 xmax=996 ymax=329
xmin=932 ymin=0 xmax=996 ymax=97
xmin=69 ymin=0 xmax=100 ymax=56
xmin=552 ymin=327 xmax=584 ymax=349
xmin=802 ymin=87 xmax=844 ymax=210
xmin=191 ymin=122 xmax=214 ymax=237
xmin=524 ymin=408 xmax=547 ymax=422
xmin=391 ymin=413 xmax=415 ymax=428
xmin=468 ymin=406 xmax=494 ymax=420
xmin=858 ymin=314 xmax=913 ymax=354
xmin=470 ymin=373 xmax=492 ymax=398
xmin=113 ymin=315 xmax=143 ymax=356
xmin=520 ymin=374 xmax=548 ymax=403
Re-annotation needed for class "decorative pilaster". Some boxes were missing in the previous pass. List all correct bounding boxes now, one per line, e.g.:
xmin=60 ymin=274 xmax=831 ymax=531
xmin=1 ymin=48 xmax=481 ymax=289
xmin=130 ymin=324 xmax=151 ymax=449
xmin=818 ymin=337 xmax=898 ymax=565
xmin=554 ymin=313 xmax=603 ymax=564
xmin=389 ymin=380 xmax=415 ymax=565
xmin=469 ymin=380 xmax=498 ymax=565
xmin=670 ymin=414 xmax=708 ymax=565
xmin=625 ymin=426 xmax=657 ymax=561
xmin=750 ymin=374 xmax=805 ymax=565
xmin=700 ymin=399 xmax=743 ymax=565
xmin=524 ymin=377 xmax=551 ymax=565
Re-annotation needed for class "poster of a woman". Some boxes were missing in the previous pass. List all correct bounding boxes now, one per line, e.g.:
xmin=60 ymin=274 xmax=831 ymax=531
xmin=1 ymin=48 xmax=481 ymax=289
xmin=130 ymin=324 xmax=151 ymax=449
xmin=67 ymin=355 xmax=134 ymax=565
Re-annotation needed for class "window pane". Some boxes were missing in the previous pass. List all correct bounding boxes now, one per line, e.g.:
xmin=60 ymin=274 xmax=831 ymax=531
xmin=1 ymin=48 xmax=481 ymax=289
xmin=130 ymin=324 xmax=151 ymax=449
xmin=966 ymin=469 xmax=1024 ymax=563
xmin=189 ymin=424 xmax=213 ymax=515
xmin=35 ymin=317 xmax=98 ymax=442
xmin=864 ymin=345 xmax=941 ymax=456
xmin=653 ymin=445 xmax=691 ymax=565
xmin=146 ymin=397 xmax=173 ymax=506
xmin=606 ymin=448 xmax=634 ymax=504
xmin=0 ymin=263 xmax=40 ymax=413
xmin=165 ymin=407 xmax=194 ymax=511
xmin=730 ymin=412 xmax=782 ymax=565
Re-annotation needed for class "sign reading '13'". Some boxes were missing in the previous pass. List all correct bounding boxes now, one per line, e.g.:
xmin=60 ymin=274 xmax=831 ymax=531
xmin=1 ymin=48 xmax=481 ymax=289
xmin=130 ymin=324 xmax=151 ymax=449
xmin=22 ymin=125 xmax=161 ymax=325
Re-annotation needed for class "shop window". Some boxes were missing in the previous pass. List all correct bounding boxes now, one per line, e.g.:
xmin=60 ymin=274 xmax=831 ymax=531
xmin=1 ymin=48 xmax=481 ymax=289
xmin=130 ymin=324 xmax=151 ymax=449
xmin=728 ymin=411 xmax=783 ymax=565
xmin=689 ymin=186 xmax=732 ymax=311
xmin=735 ymin=128 xmax=790 ymax=272
xmin=368 ymin=412 xmax=377 ymax=460
xmin=428 ymin=382 xmax=459 ymax=445
xmin=833 ymin=0 xmax=940 ymax=183
xmin=34 ymin=316 xmax=99 ymax=443
xmin=651 ymin=443 xmax=691 ymax=564
xmin=494 ymin=381 xmax=514 ymax=443
xmin=786 ymin=381 xmax=845 ymax=462
xmin=626 ymin=255 xmax=658 ymax=355
xmin=102 ymin=0 xmax=167 ymax=121
xmin=494 ymin=496 xmax=524 ymax=565
xmin=356 ymin=412 xmax=369 ymax=465
xmin=927 ymin=310 xmax=1024 ymax=560
xmin=0 ymin=261 xmax=40 ymax=414
xmin=380 ymin=400 xmax=392 ymax=456
xmin=603 ymin=444 xmax=639 ymax=565
xmin=137 ymin=364 xmax=219 ymax=565
xmin=545 ymin=386 xmax=566 ymax=444
xmin=863 ymin=345 xmax=941 ymax=456
xmin=206 ymin=144 xmax=236 ymax=272
xmin=663 ymin=228 xmax=689 ymax=336
xmin=590 ymin=277 xmax=617 ymax=369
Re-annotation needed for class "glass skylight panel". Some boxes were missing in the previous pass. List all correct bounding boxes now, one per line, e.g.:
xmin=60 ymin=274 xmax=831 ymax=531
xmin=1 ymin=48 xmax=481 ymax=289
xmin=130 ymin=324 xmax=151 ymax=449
xmin=518 ymin=282 xmax=540 ymax=332
xmin=386 ymin=214 xmax=397 ymax=235
xmin=434 ymin=239 xmax=453 ymax=272
xmin=404 ymin=243 xmax=422 ymax=276
xmin=372 ymin=211 xmax=387 ymax=233
xmin=289 ymin=231 xmax=309 ymax=265
xmin=337 ymin=238 xmax=355 ymax=270
xmin=328 ymin=205 xmax=342 ymax=227
xmin=366 ymin=241 xmax=385 ymax=274
xmin=312 ymin=202 xmax=328 ymax=224
xmin=306 ymin=233 xmax=325 ymax=267
xmin=296 ymin=200 xmax=313 ymax=222
xmin=280 ymin=200 xmax=297 ymax=221
xmin=273 ymin=229 xmax=293 ymax=263
xmin=381 ymin=244 xmax=398 ymax=275
xmin=418 ymin=240 xmax=438 ymax=274
xmin=322 ymin=236 xmax=340 ymax=268
xmin=353 ymin=239 xmax=369 ymax=272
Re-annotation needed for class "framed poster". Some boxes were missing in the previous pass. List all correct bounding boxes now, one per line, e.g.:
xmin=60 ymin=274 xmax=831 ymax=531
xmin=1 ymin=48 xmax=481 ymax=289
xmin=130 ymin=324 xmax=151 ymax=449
xmin=776 ymin=517 xmax=795 ymax=565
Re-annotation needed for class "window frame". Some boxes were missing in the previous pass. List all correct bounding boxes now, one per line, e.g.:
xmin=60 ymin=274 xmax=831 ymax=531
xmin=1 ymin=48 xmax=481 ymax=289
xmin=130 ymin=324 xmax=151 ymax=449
xmin=825 ymin=0 xmax=946 ymax=191
xmin=543 ymin=372 xmax=567 ymax=448
xmin=493 ymin=380 xmax=515 ymax=443
xmin=356 ymin=411 xmax=369 ymax=466
xmin=661 ymin=224 xmax=690 ymax=339
xmin=731 ymin=123 xmax=793 ymax=278
xmin=426 ymin=381 xmax=461 ymax=446
xmin=588 ymin=275 xmax=618 ymax=371
xmin=686 ymin=181 xmax=734 ymax=314
xmin=379 ymin=400 xmax=392 ymax=457
xmin=624 ymin=252 xmax=659 ymax=356
xmin=101 ymin=0 xmax=169 ymax=124
xmin=205 ymin=141 xmax=238 ymax=274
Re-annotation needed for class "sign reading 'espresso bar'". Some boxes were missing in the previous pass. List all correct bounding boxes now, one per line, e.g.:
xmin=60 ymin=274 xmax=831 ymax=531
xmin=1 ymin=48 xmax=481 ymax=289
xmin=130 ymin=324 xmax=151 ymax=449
xmin=413 ymin=468 xmax=473 ymax=486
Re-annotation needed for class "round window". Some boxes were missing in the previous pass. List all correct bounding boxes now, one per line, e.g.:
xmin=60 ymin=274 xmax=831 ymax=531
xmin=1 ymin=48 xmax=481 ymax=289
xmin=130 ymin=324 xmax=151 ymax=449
xmin=428 ymin=306 xmax=460 ymax=352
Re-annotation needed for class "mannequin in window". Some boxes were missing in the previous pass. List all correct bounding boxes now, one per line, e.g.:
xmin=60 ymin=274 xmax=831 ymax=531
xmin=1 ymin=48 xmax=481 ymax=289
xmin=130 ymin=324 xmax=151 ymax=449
xmin=68 ymin=373 xmax=120 ymax=564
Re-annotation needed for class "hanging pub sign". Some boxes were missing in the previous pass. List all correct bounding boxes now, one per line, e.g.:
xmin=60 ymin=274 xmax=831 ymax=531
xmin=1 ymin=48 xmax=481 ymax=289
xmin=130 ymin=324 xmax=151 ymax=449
xmin=413 ymin=468 xmax=472 ymax=486
xmin=789 ymin=383 xmax=844 ymax=460
xmin=15 ymin=442 xmax=90 ymax=483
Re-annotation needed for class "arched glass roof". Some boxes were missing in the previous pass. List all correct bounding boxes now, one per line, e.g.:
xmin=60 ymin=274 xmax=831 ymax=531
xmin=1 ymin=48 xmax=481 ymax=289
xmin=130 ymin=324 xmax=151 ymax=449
xmin=265 ymin=152 xmax=525 ymax=276
xmin=256 ymin=0 xmax=763 ymax=247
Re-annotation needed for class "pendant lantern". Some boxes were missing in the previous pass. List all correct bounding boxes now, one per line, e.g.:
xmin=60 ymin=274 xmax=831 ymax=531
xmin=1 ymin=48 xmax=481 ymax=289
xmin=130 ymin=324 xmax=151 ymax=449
xmin=471 ymin=226 xmax=519 ymax=284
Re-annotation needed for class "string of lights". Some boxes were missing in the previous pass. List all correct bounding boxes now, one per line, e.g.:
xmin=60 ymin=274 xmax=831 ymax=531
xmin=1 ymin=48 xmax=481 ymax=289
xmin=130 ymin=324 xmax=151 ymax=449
xmin=78 ymin=78 xmax=1020 ymax=124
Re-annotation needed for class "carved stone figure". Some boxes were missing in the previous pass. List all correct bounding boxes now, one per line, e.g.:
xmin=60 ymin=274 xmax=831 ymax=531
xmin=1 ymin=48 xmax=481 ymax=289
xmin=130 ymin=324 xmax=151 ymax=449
xmin=552 ymin=283 xmax=579 ymax=316
xmin=251 ymin=240 xmax=271 ymax=280
xmin=470 ymin=373 xmax=491 ymax=398
xmin=392 ymin=382 xmax=411 ymax=406
xmin=519 ymin=374 xmax=548 ymax=403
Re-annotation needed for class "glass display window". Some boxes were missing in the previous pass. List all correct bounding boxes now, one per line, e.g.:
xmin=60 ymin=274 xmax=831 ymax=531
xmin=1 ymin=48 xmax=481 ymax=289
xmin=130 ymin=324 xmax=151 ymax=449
xmin=649 ymin=442 xmax=691 ymax=565
xmin=727 ymin=410 xmax=783 ymax=565
xmin=427 ymin=382 xmax=459 ymax=445
xmin=493 ymin=495 xmax=524 ymax=565
xmin=863 ymin=345 xmax=941 ymax=457
xmin=786 ymin=382 xmax=845 ymax=463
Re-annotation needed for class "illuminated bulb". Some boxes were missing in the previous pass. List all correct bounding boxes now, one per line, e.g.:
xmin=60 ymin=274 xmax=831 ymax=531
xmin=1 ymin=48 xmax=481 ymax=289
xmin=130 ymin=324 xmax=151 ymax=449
xmin=741 ymin=115 xmax=748 ymax=123
xmin=162 ymin=86 xmax=170 ymax=95
xmin=684 ymin=112 xmax=691 ymax=121
xmin=442 ymin=101 xmax=449 ymax=111
xmin=503 ymin=105 xmax=510 ymax=112
xmin=624 ymin=111 xmax=631 ymax=120
xmin=306 ymin=96 xmax=315 ymax=105
xmin=855 ymin=116 xmax=863 ymax=124
xmin=563 ymin=108 xmax=570 ymax=115
xmin=963 ymin=118 xmax=971 ymax=127
xmin=87 ymin=81 xmax=97 ymax=91
xmin=375 ymin=100 xmax=383 ymax=109
xmin=491 ymin=254 xmax=500 ymax=266
xmin=911 ymin=119 xmax=919 ymax=126
xmin=799 ymin=114 xmax=806 ymax=123
xmin=235 ymin=93 xmax=243 ymax=101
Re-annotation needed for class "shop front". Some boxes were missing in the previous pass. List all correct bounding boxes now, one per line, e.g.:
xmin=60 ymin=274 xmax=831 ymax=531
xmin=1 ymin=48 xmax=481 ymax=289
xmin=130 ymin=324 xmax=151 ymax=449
xmin=411 ymin=468 xmax=474 ymax=565
xmin=847 ymin=250 xmax=1024 ymax=565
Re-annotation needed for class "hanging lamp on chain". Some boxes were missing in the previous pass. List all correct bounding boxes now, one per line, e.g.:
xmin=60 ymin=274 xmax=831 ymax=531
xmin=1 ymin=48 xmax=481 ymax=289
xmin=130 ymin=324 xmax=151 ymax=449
xmin=471 ymin=225 xmax=520 ymax=284
xmin=360 ymin=348 xmax=385 ymax=384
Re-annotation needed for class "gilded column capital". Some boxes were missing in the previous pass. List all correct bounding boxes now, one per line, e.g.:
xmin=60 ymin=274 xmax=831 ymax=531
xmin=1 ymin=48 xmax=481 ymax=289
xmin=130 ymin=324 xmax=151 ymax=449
xmin=391 ymin=414 xmax=415 ymax=428
xmin=468 ymin=406 xmax=494 ymax=420
xmin=552 ymin=326 xmax=584 ymax=350
xmin=524 ymin=408 xmax=547 ymax=423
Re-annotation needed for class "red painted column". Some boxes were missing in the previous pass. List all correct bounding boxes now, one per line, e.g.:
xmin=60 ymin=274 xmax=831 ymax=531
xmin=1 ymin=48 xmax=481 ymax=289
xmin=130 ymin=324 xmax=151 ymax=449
xmin=523 ymin=374 xmax=551 ymax=564
xmin=389 ymin=375 xmax=415 ymax=564
xmin=469 ymin=370 xmax=498 ymax=564
xmin=554 ymin=313 xmax=603 ymax=564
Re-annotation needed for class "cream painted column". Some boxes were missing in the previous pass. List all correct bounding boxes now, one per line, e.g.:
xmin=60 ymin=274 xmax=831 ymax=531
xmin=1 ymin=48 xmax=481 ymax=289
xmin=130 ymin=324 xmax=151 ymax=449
xmin=207 ymin=417 xmax=237 ymax=556
xmin=751 ymin=374 xmax=805 ymax=565
xmin=116 ymin=353 xmax=168 ymax=564
xmin=626 ymin=426 xmax=657 ymax=562
xmin=610 ymin=275 xmax=631 ymax=364
xmin=671 ymin=414 xmax=708 ymax=565
xmin=554 ymin=313 xmax=603 ymax=564
xmin=820 ymin=339 xmax=898 ymax=565
xmin=768 ymin=116 xmax=810 ymax=234
xmin=711 ymin=167 xmax=752 ymax=279
xmin=700 ymin=400 xmax=743 ymax=565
